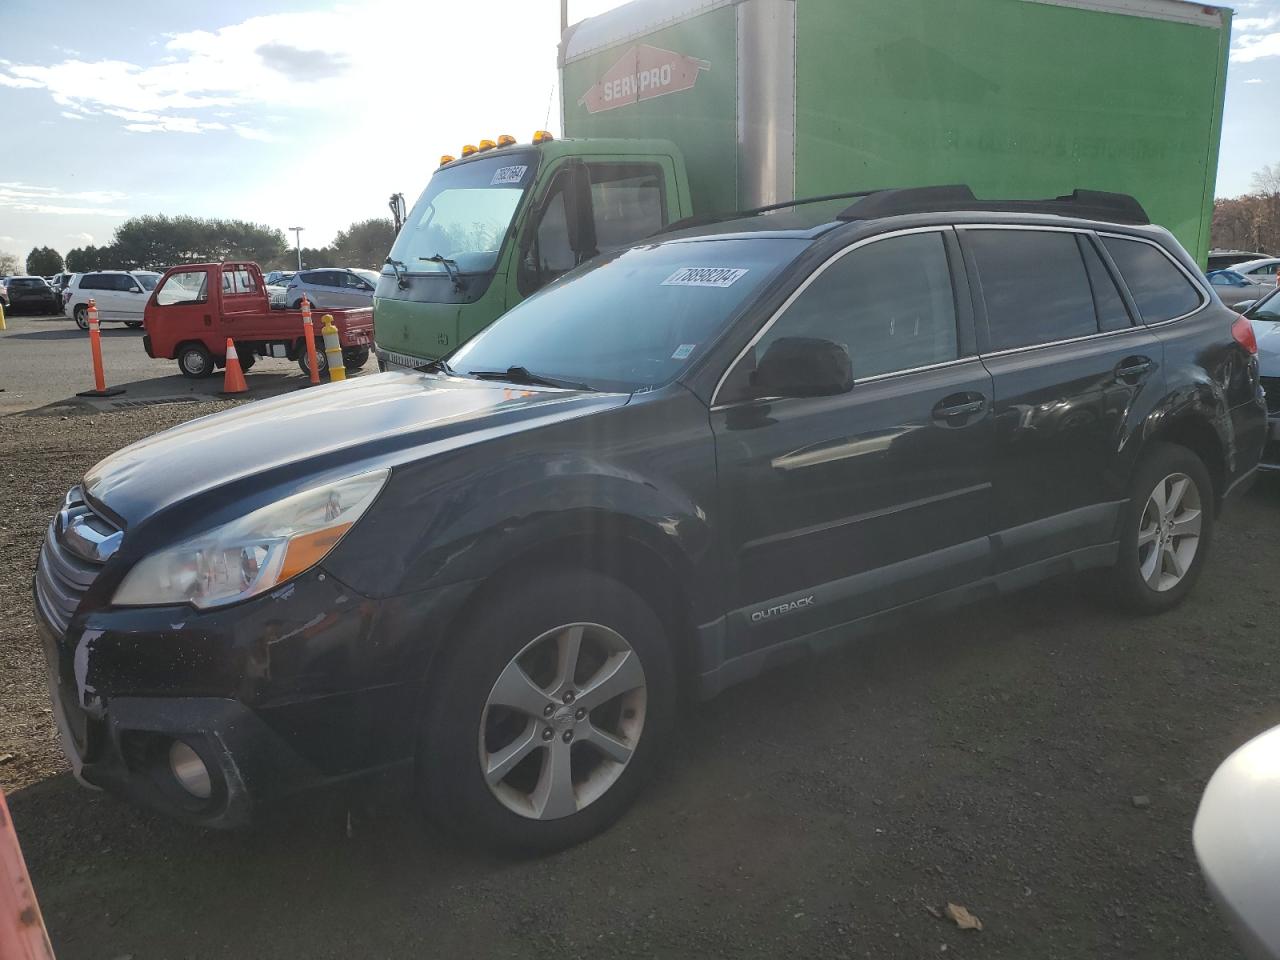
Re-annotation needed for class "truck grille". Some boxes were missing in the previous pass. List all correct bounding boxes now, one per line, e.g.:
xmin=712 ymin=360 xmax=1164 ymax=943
xmin=1261 ymin=377 xmax=1280 ymax=416
xmin=34 ymin=487 xmax=119 ymax=635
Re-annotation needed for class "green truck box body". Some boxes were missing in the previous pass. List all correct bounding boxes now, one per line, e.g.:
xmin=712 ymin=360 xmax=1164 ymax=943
xmin=562 ymin=0 xmax=1229 ymax=263
xmin=375 ymin=0 xmax=1228 ymax=366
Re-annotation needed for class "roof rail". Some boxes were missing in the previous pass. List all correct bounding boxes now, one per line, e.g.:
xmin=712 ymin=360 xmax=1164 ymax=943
xmin=655 ymin=191 xmax=879 ymax=237
xmin=836 ymin=186 xmax=1149 ymax=225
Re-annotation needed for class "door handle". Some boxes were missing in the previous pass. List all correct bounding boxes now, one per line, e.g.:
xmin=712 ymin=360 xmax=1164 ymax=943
xmin=932 ymin=393 xmax=986 ymax=422
xmin=1116 ymin=356 xmax=1153 ymax=380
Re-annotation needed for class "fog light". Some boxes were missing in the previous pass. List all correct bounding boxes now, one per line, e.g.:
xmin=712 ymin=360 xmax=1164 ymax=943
xmin=168 ymin=740 xmax=212 ymax=799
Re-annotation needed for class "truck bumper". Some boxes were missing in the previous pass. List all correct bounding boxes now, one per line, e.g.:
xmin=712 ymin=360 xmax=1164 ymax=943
xmin=375 ymin=345 xmax=431 ymax=372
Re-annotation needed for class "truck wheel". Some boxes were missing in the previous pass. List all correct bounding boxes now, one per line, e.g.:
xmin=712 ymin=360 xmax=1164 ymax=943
xmin=124 ymin=321 xmax=144 ymax=329
xmin=1109 ymin=443 xmax=1214 ymax=614
xmin=177 ymin=342 xmax=215 ymax=379
xmin=73 ymin=305 xmax=89 ymax=330
xmin=418 ymin=568 xmax=676 ymax=855
xmin=297 ymin=344 xmax=328 ymax=378
xmin=237 ymin=345 xmax=256 ymax=372
xmin=343 ymin=347 xmax=370 ymax=371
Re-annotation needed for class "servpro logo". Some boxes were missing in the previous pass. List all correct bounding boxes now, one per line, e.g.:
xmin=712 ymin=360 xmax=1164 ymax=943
xmin=579 ymin=44 xmax=710 ymax=114
xmin=750 ymin=596 xmax=815 ymax=623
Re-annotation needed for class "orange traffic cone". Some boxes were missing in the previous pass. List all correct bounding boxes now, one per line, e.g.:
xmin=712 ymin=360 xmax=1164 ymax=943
xmin=221 ymin=338 xmax=248 ymax=395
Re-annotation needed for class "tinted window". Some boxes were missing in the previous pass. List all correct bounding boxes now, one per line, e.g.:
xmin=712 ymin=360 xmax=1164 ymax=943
xmin=136 ymin=274 xmax=159 ymax=291
xmin=589 ymin=163 xmax=666 ymax=251
xmin=112 ymin=274 xmax=140 ymax=292
xmin=969 ymin=230 xmax=1096 ymax=350
xmin=80 ymin=274 xmax=108 ymax=291
xmin=342 ymin=271 xmax=369 ymax=289
xmin=1080 ymin=237 xmax=1131 ymax=332
xmin=733 ymin=231 xmax=958 ymax=394
xmin=1102 ymin=237 xmax=1202 ymax=322
xmin=523 ymin=175 xmax=577 ymax=288
xmin=451 ymin=237 xmax=801 ymax=393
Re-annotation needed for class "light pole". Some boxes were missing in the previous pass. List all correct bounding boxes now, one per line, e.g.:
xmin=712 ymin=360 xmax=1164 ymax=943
xmin=288 ymin=226 xmax=304 ymax=271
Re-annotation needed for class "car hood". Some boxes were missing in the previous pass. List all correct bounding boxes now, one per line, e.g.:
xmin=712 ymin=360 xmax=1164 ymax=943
xmin=1251 ymin=317 xmax=1280 ymax=378
xmin=84 ymin=372 xmax=628 ymax=527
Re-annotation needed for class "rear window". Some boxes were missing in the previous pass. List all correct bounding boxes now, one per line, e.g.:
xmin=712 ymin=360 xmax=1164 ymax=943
xmin=967 ymin=229 xmax=1098 ymax=351
xmin=11 ymin=278 xmax=44 ymax=288
xmin=79 ymin=274 xmax=108 ymax=291
xmin=1101 ymin=237 xmax=1203 ymax=322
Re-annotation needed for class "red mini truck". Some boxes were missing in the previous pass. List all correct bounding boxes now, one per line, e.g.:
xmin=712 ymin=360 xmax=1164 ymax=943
xmin=142 ymin=262 xmax=374 ymax=379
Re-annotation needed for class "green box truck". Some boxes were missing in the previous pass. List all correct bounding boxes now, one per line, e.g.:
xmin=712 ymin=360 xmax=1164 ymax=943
xmin=374 ymin=0 xmax=1230 ymax=370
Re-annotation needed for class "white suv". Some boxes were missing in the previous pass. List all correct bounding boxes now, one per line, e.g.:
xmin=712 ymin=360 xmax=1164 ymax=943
xmin=65 ymin=271 xmax=163 ymax=329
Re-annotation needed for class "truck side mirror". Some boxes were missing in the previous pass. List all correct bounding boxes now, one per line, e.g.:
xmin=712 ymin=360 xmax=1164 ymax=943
xmin=751 ymin=337 xmax=854 ymax=398
xmin=561 ymin=162 xmax=598 ymax=264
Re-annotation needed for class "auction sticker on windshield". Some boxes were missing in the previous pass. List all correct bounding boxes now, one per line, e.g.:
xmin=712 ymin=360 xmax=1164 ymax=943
xmin=490 ymin=165 xmax=528 ymax=186
xmin=662 ymin=267 xmax=748 ymax=288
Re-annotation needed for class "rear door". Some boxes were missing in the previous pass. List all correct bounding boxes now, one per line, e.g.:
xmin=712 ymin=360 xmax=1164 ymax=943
xmin=711 ymin=227 xmax=995 ymax=655
xmin=961 ymin=226 xmax=1163 ymax=573
xmin=89 ymin=274 xmax=123 ymax=319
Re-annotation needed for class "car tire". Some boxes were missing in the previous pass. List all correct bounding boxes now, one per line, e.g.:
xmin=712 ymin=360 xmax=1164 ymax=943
xmin=177 ymin=342 xmax=215 ymax=379
xmin=418 ymin=568 xmax=677 ymax=855
xmin=73 ymin=305 xmax=89 ymax=330
xmin=297 ymin=343 xmax=328 ymax=378
xmin=1110 ymin=442 xmax=1214 ymax=614
xmin=343 ymin=346 xmax=370 ymax=371
xmin=237 ymin=345 xmax=256 ymax=372
xmin=124 ymin=320 xmax=143 ymax=329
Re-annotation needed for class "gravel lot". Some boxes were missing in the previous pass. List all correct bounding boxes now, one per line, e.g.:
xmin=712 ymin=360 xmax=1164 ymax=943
xmin=2 ymin=400 xmax=1278 ymax=959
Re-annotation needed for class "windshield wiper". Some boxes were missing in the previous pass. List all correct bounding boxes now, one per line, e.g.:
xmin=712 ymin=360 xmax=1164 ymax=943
xmin=467 ymin=366 xmax=591 ymax=391
xmin=416 ymin=356 xmax=455 ymax=375
xmin=420 ymin=254 xmax=464 ymax=292
xmin=384 ymin=257 xmax=409 ymax=290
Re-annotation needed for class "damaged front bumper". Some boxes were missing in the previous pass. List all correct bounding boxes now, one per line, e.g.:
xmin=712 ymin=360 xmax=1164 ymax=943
xmin=35 ymin=567 xmax=472 ymax=827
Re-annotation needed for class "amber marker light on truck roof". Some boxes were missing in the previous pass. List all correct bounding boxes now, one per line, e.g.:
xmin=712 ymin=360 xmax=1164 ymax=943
xmin=496 ymin=134 xmax=516 ymax=147
xmin=439 ymin=154 xmax=456 ymax=166
xmin=461 ymin=144 xmax=478 ymax=157
xmin=532 ymin=130 xmax=554 ymax=143
xmin=477 ymin=139 xmax=496 ymax=151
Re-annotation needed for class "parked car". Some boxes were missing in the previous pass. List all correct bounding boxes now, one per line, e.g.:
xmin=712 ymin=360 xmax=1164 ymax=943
xmin=1206 ymin=269 xmax=1270 ymax=310
xmin=3 ymin=276 xmax=60 ymax=314
xmin=1207 ymin=249 xmax=1270 ymax=272
xmin=142 ymin=261 xmax=372 ymax=377
xmin=263 ymin=270 xmax=295 ymax=286
xmin=283 ymin=268 xmax=377 ymax=309
xmin=49 ymin=271 xmax=75 ymax=302
xmin=1229 ymin=257 xmax=1280 ymax=287
xmin=1241 ymin=288 xmax=1280 ymax=472
xmin=0 ymin=278 xmax=8 ymax=312
xmin=64 ymin=270 xmax=163 ymax=329
xmin=33 ymin=187 xmax=1266 ymax=853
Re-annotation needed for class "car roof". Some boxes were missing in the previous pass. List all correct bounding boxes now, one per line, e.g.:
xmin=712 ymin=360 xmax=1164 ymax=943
xmin=1232 ymin=258 xmax=1280 ymax=270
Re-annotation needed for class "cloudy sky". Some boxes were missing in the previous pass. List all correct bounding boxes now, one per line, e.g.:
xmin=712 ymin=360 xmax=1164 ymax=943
xmin=1 ymin=0 xmax=1279 ymax=269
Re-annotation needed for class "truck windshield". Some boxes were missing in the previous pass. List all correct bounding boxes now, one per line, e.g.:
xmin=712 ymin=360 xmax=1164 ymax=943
xmin=386 ymin=152 xmax=537 ymax=277
xmin=448 ymin=237 xmax=805 ymax=393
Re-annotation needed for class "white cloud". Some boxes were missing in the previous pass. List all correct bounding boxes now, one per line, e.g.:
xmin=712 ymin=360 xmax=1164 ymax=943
xmin=1232 ymin=10 xmax=1280 ymax=63
xmin=0 ymin=235 xmax=14 ymax=244
xmin=67 ymin=232 xmax=94 ymax=244
xmin=60 ymin=110 xmax=85 ymax=120
xmin=0 ymin=182 xmax=127 ymax=217
xmin=1245 ymin=77 xmax=1265 ymax=84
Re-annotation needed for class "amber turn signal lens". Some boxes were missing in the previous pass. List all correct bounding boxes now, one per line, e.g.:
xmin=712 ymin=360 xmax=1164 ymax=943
xmin=496 ymin=134 xmax=516 ymax=147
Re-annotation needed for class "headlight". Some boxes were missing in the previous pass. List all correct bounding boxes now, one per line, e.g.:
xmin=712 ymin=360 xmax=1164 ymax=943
xmin=113 ymin=469 xmax=389 ymax=609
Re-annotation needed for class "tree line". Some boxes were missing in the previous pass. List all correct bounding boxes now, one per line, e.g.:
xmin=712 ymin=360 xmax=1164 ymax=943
xmin=26 ymin=215 xmax=401 ymax=275
xmin=1211 ymin=163 xmax=1280 ymax=256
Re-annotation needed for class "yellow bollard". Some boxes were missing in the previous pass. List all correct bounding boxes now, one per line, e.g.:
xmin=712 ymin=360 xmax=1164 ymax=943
xmin=321 ymin=314 xmax=345 ymax=382
xmin=0 ymin=300 xmax=6 ymax=331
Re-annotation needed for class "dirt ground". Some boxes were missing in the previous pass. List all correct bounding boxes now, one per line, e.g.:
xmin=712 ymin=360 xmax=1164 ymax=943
xmin=3 ymin=401 xmax=1278 ymax=959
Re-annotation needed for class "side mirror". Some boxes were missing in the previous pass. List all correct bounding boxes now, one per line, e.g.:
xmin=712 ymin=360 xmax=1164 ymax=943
xmin=1194 ymin=724 xmax=1280 ymax=960
xmin=751 ymin=337 xmax=853 ymax=399
xmin=561 ymin=161 xmax=597 ymax=262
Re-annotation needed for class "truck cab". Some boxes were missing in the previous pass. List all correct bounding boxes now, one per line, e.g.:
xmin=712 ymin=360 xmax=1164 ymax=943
xmin=374 ymin=135 xmax=691 ymax=369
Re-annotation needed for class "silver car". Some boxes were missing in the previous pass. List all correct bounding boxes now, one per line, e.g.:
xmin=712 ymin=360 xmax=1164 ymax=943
xmin=283 ymin=268 xmax=378 ymax=310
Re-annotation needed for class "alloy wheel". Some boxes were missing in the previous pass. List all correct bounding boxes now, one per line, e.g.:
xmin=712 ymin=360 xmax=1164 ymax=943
xmin=479 ymin=622 xmax=647 ymax=820
xmin=1137 ymin=471 xmax=1202 ymax=592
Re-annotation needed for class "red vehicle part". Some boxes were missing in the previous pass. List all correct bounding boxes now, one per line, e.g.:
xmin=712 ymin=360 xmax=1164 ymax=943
xmin=0 ymin=792 xmax=54 ymax=959
xmin=142 ymin=262 xmax=373 ymax=378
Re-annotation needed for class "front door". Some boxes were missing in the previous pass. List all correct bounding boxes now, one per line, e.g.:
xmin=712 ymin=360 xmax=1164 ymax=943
xmin=711 ymin=228 xmax=995 ymax=660
xmin=960 ymin=226 xmax=1165 ymax=571
xmin=151 ymin=268 xmax=212 ymax=352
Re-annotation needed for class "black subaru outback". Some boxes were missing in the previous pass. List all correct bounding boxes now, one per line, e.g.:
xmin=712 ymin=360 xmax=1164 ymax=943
xmin=35 ymin=187 xmax=1266 ymax=852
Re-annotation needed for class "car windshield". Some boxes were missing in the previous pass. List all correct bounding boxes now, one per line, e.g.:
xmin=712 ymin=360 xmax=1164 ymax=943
xmin=354 ymin=269 xmax=379 ymax=285
xmin=448 ymin=237 xmax=804 ymax=392
xmin=135 ymin=274 xmax=159 ymax=291
xmin=1250 ymin=288 xmax=1280 ymax=320
xmin=385 ymin=152 xmax=537 ymax=276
